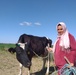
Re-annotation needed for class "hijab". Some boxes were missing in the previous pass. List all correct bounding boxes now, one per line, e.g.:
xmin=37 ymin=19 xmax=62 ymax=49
xmin=53 ymin=22 xmax=70 ymax=52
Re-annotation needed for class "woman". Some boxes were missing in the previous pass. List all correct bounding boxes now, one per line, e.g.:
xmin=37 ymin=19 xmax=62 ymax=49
xmin=47 ymin=22 xmax=76 ymax=71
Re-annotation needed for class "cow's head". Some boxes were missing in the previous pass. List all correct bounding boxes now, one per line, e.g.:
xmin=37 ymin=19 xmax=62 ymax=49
xmin=8 ymin=42 xmax=31 ymax=68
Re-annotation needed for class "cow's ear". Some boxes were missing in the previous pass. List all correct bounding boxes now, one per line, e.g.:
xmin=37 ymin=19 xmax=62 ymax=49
xmin=8 ymin=47 xmax=16 ymax=53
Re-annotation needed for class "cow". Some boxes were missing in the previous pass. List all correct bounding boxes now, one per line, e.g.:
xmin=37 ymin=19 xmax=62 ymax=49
xmin=8 ymin=34 xmax=52 ymax=75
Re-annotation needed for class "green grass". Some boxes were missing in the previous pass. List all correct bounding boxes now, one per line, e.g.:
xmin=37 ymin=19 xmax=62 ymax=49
xmin=0 ymin=43 xmax=15 ymax=51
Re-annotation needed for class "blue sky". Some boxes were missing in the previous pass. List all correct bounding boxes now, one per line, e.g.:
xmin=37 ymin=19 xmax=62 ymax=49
xmin=0 ymin=0 xmax=76 ymax=44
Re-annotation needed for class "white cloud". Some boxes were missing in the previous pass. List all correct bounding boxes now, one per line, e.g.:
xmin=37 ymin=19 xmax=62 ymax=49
xmin=19 ymin=21 xmax=41 ymax=26
xmin=20 ymin=21 xmax=32 ymax=26
xmin=34 ymin=22 xmax=41 ymax=26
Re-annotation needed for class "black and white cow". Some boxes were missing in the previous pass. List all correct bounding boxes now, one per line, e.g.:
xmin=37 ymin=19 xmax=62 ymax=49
xmin=8 ymin=34 xmax=52 ymax=75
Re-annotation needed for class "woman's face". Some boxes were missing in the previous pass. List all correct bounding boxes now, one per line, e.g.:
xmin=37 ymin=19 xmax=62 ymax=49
xmin=57 ymin=25 xmax=64 ymax=35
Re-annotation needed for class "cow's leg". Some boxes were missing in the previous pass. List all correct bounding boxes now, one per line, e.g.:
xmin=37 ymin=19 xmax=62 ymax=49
xmin=42 ymin=58 xmax=47 ymax=69
xmin=18 ymin=63 xmax=31 ymax=75
xmin=27 ymin=67 xmax=30 ymax=75
xmin=45 ymin=53 xmax=50 ymax=75
xmin=18 ymin=63 xmax=23 ymax=75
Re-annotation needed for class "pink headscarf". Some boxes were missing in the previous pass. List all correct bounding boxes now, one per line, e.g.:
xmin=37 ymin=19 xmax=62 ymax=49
xmin=53 ymin=22 xmax=70 ymax=52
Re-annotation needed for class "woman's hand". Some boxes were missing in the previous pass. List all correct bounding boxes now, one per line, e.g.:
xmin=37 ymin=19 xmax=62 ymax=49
xmin=67 ymin=63 xmax=74 ymax=68
xmin=70 ymin=63 xmax=74 ymax=67
xmin=46 ymin=47 xmax=53 ymax=52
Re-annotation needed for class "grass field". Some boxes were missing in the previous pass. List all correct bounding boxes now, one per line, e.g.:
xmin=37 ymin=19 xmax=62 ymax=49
xmin=0 ymin=43 xmax=58 ymax=75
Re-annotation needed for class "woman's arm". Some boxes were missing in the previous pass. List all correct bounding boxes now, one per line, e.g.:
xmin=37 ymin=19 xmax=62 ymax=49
xmin=69 ymin=33 xmax=76 ymax=50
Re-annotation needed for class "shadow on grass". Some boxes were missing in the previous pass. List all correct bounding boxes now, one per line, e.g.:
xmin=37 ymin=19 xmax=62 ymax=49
xmin=30 ymin=66 xmax=57 ymax=75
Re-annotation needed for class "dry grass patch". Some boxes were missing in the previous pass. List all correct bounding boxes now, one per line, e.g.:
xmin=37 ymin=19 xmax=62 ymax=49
xmin=0 ymin=49 xmax=57 ymax=75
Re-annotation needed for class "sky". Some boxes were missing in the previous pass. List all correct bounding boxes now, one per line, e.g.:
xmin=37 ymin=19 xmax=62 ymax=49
xmin=0 ymin=0 xmax=76 ymax=44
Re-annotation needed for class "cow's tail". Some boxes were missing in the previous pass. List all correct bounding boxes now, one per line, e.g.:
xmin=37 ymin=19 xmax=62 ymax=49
xmin=8 ymin=47 xmax=16 ymax=54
